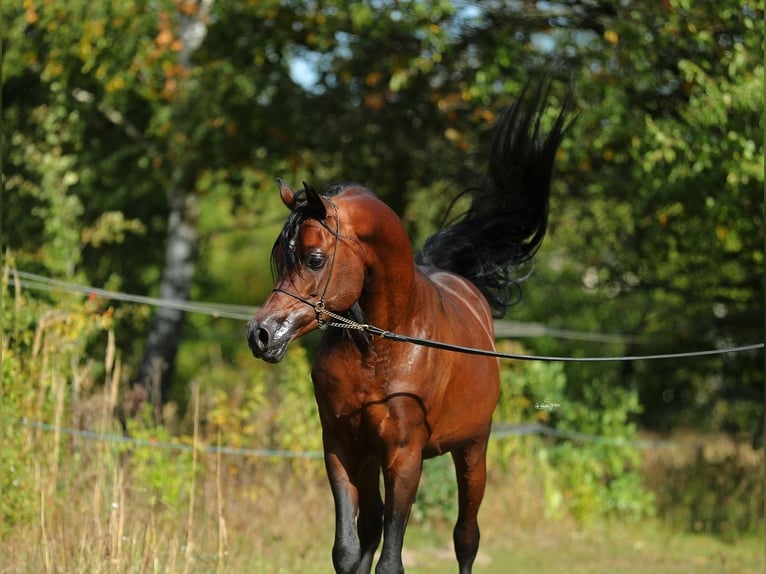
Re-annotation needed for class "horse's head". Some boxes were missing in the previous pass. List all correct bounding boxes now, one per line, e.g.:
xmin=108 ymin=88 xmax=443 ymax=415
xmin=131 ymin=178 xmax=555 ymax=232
xmin=247 ymin=180 xmax=366 ymax=362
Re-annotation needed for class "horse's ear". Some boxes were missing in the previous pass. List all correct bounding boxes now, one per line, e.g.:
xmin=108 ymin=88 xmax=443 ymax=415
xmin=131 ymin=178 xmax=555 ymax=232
xmin=303 ymin=181 xmax=327 ymax=219
xmin=277 ymin=178 xmax=298 ymax=211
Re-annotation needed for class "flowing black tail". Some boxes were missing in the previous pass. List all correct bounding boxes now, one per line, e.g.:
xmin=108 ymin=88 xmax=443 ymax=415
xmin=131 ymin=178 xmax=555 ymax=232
xmin=416 ymin=76 xmax=575 ymax=317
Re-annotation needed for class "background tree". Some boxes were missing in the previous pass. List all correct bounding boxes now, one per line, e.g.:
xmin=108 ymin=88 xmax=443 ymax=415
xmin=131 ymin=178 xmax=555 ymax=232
xmin=3 ymin=0 xmax=762 ymax=439
xmin=517 ymin=0 xmax=764 ymax=438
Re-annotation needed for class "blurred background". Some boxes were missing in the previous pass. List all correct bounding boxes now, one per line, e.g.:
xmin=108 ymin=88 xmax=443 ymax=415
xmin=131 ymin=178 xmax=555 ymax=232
xmin=2 ymin=1 xmax=763 ymax=572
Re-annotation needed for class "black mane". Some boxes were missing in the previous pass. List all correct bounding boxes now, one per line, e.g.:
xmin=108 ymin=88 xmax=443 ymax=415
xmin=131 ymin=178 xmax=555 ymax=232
xmin=269 ymin=73 xmax=574 ymax=328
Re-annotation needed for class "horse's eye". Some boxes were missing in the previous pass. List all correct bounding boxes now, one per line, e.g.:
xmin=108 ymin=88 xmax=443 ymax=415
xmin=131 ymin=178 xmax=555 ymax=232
xmin=305 ymin=252 xmax=326 ymax=270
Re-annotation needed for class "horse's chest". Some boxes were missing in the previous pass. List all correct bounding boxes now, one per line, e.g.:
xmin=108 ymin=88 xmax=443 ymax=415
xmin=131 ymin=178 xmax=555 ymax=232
xmin=312 ymin=346 xmax=427 ymax=428
xmin=312 ymin=356 xmax=381 ymax=414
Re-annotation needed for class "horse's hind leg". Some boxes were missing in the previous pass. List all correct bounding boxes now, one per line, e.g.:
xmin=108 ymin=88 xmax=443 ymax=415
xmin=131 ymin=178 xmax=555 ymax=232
xmin=451 ymin=434 xmax=490 ymax=574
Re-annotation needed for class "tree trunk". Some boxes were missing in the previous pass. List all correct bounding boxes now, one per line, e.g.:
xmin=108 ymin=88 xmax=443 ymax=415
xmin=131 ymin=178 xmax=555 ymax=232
xmin=132 ymin=178 xmax=198 ymax=415
xmin=124 ymin=0 xmax=214 ymax=423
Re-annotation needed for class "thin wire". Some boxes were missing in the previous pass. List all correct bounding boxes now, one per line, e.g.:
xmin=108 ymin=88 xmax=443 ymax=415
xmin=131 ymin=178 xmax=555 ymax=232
xmin=8 ymin=268 xmax=256 ymax=320
xmin=6 ymin=267 xmax=641 ymax=342
xmin=18 ymin=417 xmax=697 ymax=455
xmin=6 ymin=267 xmax=764 ymax=361
xmin=491 ymin=423 xmax=704 ymax=448
xmin=18 ymin=418 xmax=323 ymax=459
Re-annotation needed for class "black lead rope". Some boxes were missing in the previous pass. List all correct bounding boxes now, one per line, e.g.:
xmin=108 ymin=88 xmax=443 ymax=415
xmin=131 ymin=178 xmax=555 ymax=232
xmin=273 ymin=259 xmax=764 ymax=363
xmin=310 ymin=305 xmax=765 ymax=363
xmin=384 ymin=335 xmax=764 ymax=363
xmin=363 ymin=326 xmax=763 ymax=363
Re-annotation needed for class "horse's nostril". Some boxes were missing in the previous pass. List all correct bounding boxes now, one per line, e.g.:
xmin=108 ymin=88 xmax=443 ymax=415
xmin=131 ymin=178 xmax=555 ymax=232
xmin=247 ymin=321 xmax=271 ymax=356
xmin=257 ymin=327 xmax=270 ymax=349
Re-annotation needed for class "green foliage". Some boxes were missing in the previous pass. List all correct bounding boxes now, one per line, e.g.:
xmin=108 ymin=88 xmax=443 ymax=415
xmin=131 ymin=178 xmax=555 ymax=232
xmin=494 ymin=345 xmax=569 ymax=427
xmin=121 ymin=419 xmax=197 ymax=510
xmin=413 ymin=455 xmax=457 ymax=526
xmin=490 ymin=348 xmax=654 ymax=523
xmin=204 ymin=342 xmax=321 ymax=468
xmin=1 ymin=260 xmax=115 ymax=535
xmin=654 ymin=448 xmax=762 ymax=539
xmin=542 ymin=0 xmax=763 ymax=434
xmin=5 ymin=129 xmax=85 ymax=277
xmin=269 ymin=344 xmax=322 ymax=455
xmin=1 ymin=331 xmax=36 ymax=535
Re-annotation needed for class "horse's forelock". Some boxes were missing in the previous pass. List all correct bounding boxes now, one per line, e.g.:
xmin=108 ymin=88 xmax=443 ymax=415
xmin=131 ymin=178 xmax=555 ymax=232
xmin=269 ymin=196 xmax=337 ymax=276
xmin=269 ymin=182 xmax=372 ymax=278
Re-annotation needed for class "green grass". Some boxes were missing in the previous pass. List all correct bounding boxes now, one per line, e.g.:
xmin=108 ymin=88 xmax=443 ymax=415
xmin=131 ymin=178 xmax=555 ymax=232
xmin=398 ymin=520 xmax=763 ymax=574
xmin=222 ymin=514 xmax=762 ymax=574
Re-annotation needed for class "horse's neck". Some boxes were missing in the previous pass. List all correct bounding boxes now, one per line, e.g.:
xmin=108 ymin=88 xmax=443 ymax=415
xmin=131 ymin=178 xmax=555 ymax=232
xmin=359 ymin=266 xmax=422 ymax=331
xmin=357 ymin=208 xmax=422 ymax=332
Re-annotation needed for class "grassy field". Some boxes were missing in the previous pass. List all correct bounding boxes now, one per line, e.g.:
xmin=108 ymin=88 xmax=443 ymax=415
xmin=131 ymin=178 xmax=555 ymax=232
xmin=1 ymin=428 xmax=762 ymax=574
xmin=4 ymin=497 xmax=760 ymax=573
xmin=1 ymin=360 xmax=762 ymax=573
xmin=400 ymin=519 xmax=763 ymax=574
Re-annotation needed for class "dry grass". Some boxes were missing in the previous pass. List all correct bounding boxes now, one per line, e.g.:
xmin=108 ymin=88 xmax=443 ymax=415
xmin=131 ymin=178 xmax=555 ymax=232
xmin=1 ymin=415 xmax=762 ymax=574
xmin=1 ymin=427 xmax=334 ymax=573
xmin=2 ymin=331 xmax=761 ymax=574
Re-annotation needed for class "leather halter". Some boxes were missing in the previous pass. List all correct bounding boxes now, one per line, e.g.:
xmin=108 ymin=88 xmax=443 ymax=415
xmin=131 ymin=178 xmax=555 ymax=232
xmin=271 ymin=201 xmax=341 ymax=328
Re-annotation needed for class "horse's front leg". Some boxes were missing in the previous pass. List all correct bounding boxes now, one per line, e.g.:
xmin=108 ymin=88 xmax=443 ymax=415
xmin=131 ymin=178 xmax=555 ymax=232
xmin=324 ymin=435 xmax=362 ymax=574
xmin=373 ymin=398 xmax=428 ymax=574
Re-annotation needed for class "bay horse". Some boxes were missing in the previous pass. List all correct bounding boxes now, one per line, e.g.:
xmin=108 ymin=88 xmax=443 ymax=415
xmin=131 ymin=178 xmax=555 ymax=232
xmin=247 ymin=77 xmax=572 ymax=573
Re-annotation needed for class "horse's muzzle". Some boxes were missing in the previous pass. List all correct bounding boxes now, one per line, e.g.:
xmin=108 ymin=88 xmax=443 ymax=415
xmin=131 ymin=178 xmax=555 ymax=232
xmin=246 ymin=317 xmax=290 ymax=363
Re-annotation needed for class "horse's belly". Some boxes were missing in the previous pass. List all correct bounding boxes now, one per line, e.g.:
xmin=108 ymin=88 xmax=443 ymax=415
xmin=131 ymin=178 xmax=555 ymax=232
xmin=425 ymin=358 xmax=499 ymax=455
